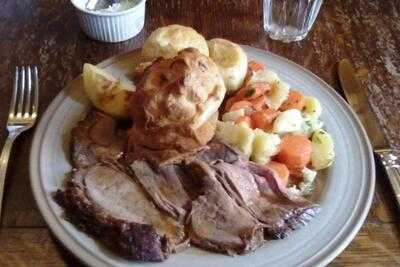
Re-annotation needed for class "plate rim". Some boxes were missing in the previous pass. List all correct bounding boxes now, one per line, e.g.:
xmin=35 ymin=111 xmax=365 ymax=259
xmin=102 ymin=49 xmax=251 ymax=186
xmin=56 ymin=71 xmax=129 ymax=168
xmin=29 ymin=46 xmax=375 ymax=267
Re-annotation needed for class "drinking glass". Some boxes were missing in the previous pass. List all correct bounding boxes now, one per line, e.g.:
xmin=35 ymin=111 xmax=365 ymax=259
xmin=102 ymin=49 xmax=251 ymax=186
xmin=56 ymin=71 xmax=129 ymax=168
xmin=263 ymin=0 xmax=323 ymax=42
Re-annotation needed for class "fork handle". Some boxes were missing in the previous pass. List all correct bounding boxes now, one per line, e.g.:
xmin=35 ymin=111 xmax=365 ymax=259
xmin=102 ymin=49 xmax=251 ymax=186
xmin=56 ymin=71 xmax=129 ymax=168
xmin=375 ymin=149 xmax=400 ymax=208
xmin=0 ymin=133 xmax=18 ymax=220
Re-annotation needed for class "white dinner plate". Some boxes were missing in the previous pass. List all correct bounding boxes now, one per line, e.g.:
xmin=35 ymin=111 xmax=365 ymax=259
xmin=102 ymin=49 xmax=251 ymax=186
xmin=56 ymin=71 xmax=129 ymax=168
xmin=30 ymin=46 xmax=375 ymax=267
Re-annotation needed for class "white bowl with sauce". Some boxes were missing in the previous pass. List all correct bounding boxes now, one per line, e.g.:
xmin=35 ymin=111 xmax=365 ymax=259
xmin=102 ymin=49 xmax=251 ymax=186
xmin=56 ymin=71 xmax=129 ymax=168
xmin=70 ymin=0 xmax=146 ymax=43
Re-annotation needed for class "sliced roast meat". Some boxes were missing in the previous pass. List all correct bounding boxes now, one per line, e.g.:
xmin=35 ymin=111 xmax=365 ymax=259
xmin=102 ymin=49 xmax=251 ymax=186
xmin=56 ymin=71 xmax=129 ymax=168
xmin=186 ymin=160 xmax=265 ymax=255
xmin=246 ymin=163 xmax=320 ymax=231
xmin=194 ymin=139 xmax=240 ymax=164
xmin=71 ymin=112 xmax=126 ymax=168
xmin=61 ymin=110 xmax=322 ymax=261
xmin=178 ymin=165 xmax=206 ymax=201
xmin=208 ymin=153 xmax=320 ymax=239
xmin=129 ymin=160 xmax=190 ymax=221
xmin=54 ymin=163 xmax=188 ymax=261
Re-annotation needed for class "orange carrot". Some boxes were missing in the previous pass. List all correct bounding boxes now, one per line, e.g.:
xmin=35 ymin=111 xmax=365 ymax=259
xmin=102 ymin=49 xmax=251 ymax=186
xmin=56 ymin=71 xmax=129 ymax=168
xmin=236 ymin=82 xmax=271 ymax=100
xmin=248 ymin=60 xmax=265 ymax=72
xmin=224 ymin=96 xmax=240 ymax=112
xmin=228 ymin=100 xmax=253 ymax=112
xmin=279 ymin=90 xmax=305 ymax=111
xmin=266 ymin=161 xmax=289 ymax=186
xmin=276 ymin=134 xmax=312 ymax=170
xmin=250 ymin=95 xmax=267 ymax=111
xmin=250 ymin=108 xmax=280 ymax=130
xmin=235 ymin=116 xmax=253 ymax=128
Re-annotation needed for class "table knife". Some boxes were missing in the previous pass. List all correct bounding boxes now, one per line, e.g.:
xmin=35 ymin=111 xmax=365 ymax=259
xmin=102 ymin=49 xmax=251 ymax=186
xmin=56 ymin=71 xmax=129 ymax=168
xmin=338 ymin=59 xmax=400 ymax=207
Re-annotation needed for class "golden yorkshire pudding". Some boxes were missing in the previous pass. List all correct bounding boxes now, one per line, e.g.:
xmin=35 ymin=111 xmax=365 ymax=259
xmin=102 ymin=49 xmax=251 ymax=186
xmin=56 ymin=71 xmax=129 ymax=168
xmin=128 ymin=48 xmax=226 ymax=165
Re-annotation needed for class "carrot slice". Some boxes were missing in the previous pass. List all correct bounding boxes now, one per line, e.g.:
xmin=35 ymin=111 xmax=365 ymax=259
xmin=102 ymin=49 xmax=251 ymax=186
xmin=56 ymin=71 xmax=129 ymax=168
xmin=228 ymin=100 xmax=253 ymax=112
xmin=236 ymin=82 xmax=271 ymax=100
xmin=235 ymin=116 xmax=253 ymax=128
xmin=250 ymin=108 xmax=280 ymax=130
xmin=248 ymin=60 xmax=265 ymax=72
xmin=275 ymin=134 xmax=312 ymax=170
xmin=279 ymin=90 xmax=305 ymax=111
xmin=266 ymin=161 xmax=289 ymax=186
xmin=224 ymin=95 xmax=241 ymax=112
xmin=250 ymin=95 xmax=267 ymax=111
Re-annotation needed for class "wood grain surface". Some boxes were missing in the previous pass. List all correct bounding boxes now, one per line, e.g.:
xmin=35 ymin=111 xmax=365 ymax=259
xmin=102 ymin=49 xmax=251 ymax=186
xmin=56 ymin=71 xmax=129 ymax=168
xmin=0 ymin=0 xmax=399 ymax=266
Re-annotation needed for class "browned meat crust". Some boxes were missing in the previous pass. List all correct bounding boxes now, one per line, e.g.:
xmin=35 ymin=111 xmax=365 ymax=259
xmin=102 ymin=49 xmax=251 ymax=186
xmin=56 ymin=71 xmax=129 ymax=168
xmin=70 ymin=111 xmax=126 ymax=168
xmin=54 ymin=163 xmax=189 ymax=262
xmin=54 ymin=180 xmax=169 ymax=262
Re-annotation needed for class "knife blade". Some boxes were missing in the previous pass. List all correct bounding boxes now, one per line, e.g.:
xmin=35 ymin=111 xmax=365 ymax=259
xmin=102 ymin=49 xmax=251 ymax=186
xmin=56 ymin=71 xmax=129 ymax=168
xmin=338 ymin=59 xmax=400 ymax=207
xmin=338 ymin=59 xmax=387 ymax=149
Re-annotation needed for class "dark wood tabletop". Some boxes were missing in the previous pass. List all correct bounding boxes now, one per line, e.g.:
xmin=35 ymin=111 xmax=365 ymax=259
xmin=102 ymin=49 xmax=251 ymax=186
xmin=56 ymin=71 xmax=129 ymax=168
xmin=1 ymin=0 xmax=400 ymax=266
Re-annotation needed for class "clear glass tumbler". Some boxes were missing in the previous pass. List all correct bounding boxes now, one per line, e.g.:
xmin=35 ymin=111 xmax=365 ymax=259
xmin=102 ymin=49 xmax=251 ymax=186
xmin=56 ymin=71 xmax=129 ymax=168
xmin=263 ymin=0 xmax=323 ymax=42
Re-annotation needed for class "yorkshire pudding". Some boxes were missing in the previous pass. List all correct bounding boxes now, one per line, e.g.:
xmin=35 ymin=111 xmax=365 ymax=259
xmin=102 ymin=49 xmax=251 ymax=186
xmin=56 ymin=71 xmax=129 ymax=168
xmin=128 ymin=48 xmax=226 ymax=165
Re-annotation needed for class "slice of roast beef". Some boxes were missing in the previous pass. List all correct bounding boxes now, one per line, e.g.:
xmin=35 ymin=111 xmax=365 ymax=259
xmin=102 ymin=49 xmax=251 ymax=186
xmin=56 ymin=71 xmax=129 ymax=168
xmin=71 ymin=112 xmax=126 ymax=168
xmin=129 ymin=160 xmax=191 ymax=221
xmin=197 ymin=140 xmax=320 ymax=239
xmin=177 ymin=164 xmax=206 ymax=201
xmin=212 ymin=160 xmax=320 ymax=239
xmin=195 ymin=139 xmax=240 ymax=164
xmin=54 ymin=163 xmax=188 ymax=261
xmin=186 ymin=160 xmax=265 ymax=255
xmin=247 ymin=163 xmax=320 ymax=231
xmin=196 ymin=140 xmax=320 ymax=237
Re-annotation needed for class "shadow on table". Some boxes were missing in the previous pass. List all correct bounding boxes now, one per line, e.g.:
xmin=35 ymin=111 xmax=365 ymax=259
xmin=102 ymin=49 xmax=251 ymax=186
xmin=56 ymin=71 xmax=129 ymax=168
xmin=51 ymin=234 xmax=86 ymax=267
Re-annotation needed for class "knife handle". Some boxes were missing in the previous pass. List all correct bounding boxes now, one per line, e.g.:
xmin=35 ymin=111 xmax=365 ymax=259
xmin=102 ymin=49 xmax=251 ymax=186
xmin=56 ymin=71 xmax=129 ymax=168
xmin=375 ymin=149 xmax=400 ymax=207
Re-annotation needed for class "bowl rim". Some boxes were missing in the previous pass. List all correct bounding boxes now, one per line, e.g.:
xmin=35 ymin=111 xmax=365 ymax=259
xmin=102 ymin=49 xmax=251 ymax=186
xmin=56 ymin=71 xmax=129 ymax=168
xmin=70 ymin=0 xmax=146 ymax=17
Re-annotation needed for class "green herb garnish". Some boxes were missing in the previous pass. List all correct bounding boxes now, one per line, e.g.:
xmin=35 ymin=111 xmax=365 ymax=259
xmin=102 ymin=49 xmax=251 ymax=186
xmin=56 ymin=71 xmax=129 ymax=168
xmin=314 ymin=136 xmax=322 ymax=143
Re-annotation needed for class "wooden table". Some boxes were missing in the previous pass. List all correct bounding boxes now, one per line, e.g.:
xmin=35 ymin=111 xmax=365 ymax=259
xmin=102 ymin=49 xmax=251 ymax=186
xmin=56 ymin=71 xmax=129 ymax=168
xmin=1 ymin=0 xmax=400 ymax=266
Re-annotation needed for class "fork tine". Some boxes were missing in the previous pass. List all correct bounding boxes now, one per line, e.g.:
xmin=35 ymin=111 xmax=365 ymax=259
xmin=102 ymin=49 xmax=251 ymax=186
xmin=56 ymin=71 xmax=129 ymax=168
xmin=32 ymin=66 xmax=39 ymax=117
xmin=24 ymin=66 xmax=32 ymax=117
xmin=9 ymin=67 xmax=19 ymax=117
xmin=17 ymin=67 xmax=26 ymax=117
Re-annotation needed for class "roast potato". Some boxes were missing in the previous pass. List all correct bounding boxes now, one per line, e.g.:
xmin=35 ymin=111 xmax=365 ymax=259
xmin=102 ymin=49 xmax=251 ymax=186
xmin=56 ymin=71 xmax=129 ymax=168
xmin=207 ymin=38 xmax=248 ymax=93
xmin=310 ymin=129 xmax=335 ymax=170
xmin=142 ymin=25 xmax=209 ymax=60
xmin=82 ymin=63 xmax=135 ymax=119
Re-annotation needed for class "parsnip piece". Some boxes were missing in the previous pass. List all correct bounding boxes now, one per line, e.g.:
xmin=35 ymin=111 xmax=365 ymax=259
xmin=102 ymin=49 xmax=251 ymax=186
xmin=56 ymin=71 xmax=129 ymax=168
xmin=215 ymin=121 xmax=238 ymax=145
xmin=235 ymin=123 xmax=256 ymax=159
xmin=310 ymin=129 xmax=335 ymax=170
xmin=272 ymin=109 xmax=303 ymax=134
xmin=248 ymin=69 xmax=280 ymax=85
xmin=222 ymin=109 xmax=245 ymax=122
xmin=303 ymin=96 xmax=322 ymax=119
xmin=266 ymin=80 xmax=290 ymax=110
xmin=251 ymin=129 xmax=281 ymax=164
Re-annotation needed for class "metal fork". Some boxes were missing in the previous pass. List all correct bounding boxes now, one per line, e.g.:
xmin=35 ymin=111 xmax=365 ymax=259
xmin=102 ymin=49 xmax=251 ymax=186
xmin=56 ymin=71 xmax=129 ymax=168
xmin=0 ymin=66 xmax=39 ymax=219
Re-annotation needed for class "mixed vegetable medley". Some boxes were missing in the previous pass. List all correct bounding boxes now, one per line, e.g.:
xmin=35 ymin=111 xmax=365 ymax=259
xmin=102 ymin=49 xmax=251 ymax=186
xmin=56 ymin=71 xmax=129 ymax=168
xmin=216 ymin=60 xmax=335 ymax=194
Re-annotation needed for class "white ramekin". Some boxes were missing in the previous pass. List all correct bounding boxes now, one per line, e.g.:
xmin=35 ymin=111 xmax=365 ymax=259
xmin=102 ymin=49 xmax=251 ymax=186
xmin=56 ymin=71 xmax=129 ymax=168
xmin=70 ymin=0 xmax=146 ymax=43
